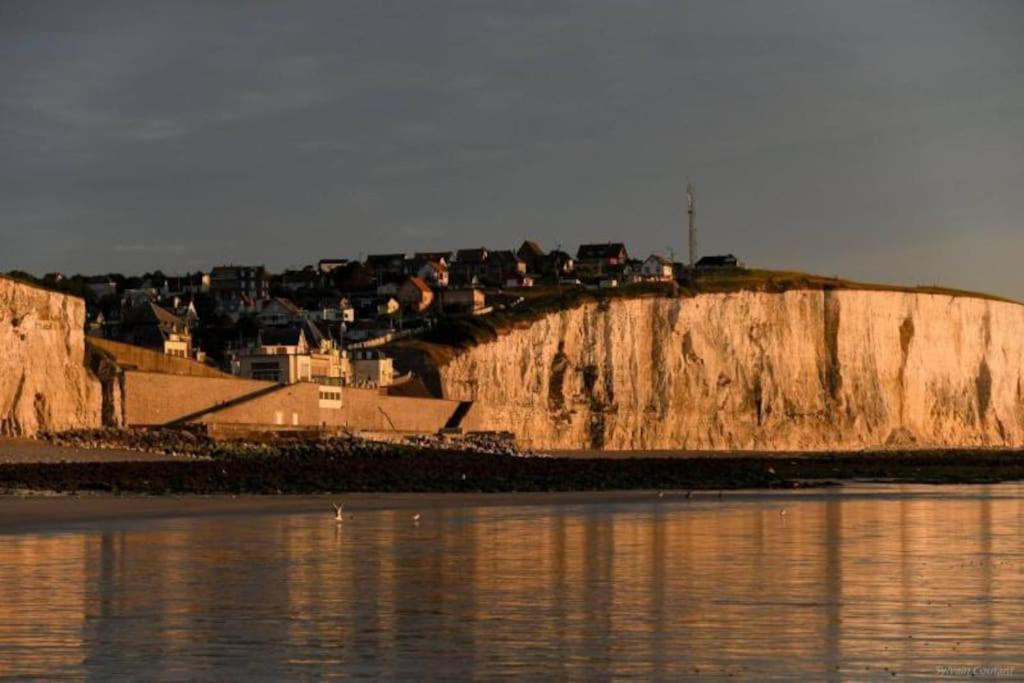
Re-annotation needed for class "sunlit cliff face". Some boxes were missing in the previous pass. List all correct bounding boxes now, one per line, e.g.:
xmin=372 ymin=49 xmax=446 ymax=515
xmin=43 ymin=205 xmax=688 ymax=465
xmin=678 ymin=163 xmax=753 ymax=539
xmin=444 ymin=290 xmax=1024 ymax=450
xmin=0 ymin=278 xmax=101 ymax=436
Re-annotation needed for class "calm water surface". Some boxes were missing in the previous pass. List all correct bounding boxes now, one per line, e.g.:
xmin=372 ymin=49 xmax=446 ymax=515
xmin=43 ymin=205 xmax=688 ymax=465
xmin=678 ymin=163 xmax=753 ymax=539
xmin=2 ymin=485 xmax=1024 ymax=680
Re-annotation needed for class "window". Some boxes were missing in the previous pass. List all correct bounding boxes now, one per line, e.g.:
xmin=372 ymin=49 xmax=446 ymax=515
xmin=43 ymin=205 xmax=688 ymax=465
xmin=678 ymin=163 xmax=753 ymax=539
xmin=252 ymin=370 xmax=280 ymax=381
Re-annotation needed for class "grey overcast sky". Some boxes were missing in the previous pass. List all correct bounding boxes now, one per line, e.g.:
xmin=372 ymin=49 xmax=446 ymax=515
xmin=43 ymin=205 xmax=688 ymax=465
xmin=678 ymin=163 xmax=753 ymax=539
xmin=1 ymin=1 xmax=1022 ymax=297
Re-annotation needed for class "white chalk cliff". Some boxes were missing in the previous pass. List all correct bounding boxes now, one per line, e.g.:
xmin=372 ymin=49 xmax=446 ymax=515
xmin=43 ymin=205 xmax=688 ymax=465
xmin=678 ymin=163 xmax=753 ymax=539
xmin=0 ymin=277 xmax=101 ymax=436
xmin=444 ymin=290 xmax=1024 ymax=450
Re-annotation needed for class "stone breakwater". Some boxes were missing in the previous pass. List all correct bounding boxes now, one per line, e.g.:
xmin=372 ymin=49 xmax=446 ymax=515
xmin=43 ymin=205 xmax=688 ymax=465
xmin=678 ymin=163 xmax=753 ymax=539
xmin=42 ymin=427 xmax=536 ymax=459
xmin=0 ymin=277 xmax=101 ymax=436
xmin=6 ymin=447 xmax=1024 ymax=495
xmin=444 ymin=289 xmax=1024 ymax=451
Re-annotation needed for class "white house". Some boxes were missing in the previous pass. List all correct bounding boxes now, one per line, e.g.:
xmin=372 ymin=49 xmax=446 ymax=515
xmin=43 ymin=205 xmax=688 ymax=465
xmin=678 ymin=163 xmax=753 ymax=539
xmin=640 ymin=255 xmax=674 ymax=281
xmin=349 ymin=349 xmax=396 ymax=387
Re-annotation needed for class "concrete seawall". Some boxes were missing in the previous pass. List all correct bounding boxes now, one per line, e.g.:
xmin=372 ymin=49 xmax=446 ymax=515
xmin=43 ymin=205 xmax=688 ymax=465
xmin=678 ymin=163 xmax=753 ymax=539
xmin=122 ymin=370 xmax=465 ymax=435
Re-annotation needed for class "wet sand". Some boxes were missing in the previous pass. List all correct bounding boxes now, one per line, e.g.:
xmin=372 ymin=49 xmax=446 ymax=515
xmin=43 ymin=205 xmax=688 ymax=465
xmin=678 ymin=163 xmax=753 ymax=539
xmin=0 ymin=489 xmax=730 ymax=532
xmin=2 ymin=484 xmax=1009 ymax=533
xmin=0 ymin=438 xmax=182 ymax=464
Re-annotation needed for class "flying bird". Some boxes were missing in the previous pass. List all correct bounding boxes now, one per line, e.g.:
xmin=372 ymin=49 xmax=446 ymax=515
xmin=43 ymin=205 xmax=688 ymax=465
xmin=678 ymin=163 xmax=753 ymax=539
xmin=332 ymin=503 xmax=344 ymax=522
xmin=412 ymin=513 xmax=421 ymax=523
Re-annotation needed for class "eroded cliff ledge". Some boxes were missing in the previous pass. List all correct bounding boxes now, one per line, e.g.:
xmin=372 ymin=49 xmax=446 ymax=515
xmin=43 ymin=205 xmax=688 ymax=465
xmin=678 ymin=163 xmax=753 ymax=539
xmin=438 ymin=289 xmax=1024 ymax=451
xmin=0 ymin=277 xmax=101 ymax=436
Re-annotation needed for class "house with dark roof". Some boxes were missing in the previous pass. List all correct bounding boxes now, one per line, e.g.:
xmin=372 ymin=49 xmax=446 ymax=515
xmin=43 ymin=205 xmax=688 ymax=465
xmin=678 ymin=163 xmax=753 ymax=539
xmin=415 ymin=260 xmax=449 ymax=288
xmin=640 ymin=254 xmax=675 ymax=281
xmin=210 ymin=265 xmax=270 ymax=303
xmin=542 ymin=250 xmax=575 ymax=277
xmin=365 ymin=254 xmax=407 ymax=284
xmin=486 ymin=250 xmax=526 ymax=285
xmin=575 ymin=243 xmax=629 ymax=280
xmin=326 ymin=261 xmax=376 ymax=293
xmin=119 ymin=302 xmax=193 ymax=358
xmin=280 ymin=266 xmax=318 ymax=293
xmin=412 ymin=251 xmax=453 ymax=267
xmin=516 ymin=240 xmax=546 ymax=275
xmin=397 ymin=276 xmax=435 ymax=313
xmin=84 ymin=275 xmax=117 ymax=300
xmin=256 ymin=297 xmax=304 ymax=327
xmin=452 ymin=248 xmax=490 ymax=286
xmin=258 ymin=325 xmax=310 ymax=351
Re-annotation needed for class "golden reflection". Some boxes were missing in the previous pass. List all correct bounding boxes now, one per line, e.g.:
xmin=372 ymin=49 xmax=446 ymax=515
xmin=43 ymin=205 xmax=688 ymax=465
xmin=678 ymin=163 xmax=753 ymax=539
xmin=2 ymin=485 xmax=1024 ymax=678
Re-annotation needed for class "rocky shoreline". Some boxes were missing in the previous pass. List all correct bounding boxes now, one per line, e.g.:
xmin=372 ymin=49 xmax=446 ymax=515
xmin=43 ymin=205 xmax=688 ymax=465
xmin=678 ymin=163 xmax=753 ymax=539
xmin=2 ymin=429 xmax=1024 ymax=494
xmin=40 ymin=428 xmax=533 ymax=459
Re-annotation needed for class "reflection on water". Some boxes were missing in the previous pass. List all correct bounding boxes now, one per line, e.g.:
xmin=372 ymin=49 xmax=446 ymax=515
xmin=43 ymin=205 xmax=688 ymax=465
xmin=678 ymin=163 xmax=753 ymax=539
xmin=2 ymin=485 xmax=1024 ymax=679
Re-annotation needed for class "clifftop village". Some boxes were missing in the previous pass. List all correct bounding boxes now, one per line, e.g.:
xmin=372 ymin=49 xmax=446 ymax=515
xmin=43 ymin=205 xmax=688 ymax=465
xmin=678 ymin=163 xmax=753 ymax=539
xmin=24 ymin=242 xmax=744 ymax=395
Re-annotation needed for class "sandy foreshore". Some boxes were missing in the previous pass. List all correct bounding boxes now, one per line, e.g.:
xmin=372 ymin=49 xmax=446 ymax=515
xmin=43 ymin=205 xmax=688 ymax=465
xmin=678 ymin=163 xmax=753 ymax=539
xmin=0 ymin=438 xmax=185 ymax=464
xmin=0 ymin=489 xmax=722 ymax=532
xmin=3 ymin=483 xmax=1021 ymax=534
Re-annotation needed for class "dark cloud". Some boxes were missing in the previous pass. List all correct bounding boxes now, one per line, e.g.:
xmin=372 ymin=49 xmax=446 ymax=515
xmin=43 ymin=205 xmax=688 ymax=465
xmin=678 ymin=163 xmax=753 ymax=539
xmin=1 ymin=0 xmax=1022 ymax=297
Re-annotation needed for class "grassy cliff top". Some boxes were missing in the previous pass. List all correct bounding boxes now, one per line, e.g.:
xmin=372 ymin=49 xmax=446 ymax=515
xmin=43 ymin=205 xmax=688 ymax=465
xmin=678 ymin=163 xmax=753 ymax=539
xmin=0 ymin=272 xmax=89 ymax=302
xmin=391 ymin=268 xmax=1019 ymax=366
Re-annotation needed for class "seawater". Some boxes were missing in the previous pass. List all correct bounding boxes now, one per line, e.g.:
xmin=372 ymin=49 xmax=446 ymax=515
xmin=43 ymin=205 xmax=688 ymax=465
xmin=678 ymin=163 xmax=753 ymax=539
xmin=2 ymin=485 xmax=1023 ymax=680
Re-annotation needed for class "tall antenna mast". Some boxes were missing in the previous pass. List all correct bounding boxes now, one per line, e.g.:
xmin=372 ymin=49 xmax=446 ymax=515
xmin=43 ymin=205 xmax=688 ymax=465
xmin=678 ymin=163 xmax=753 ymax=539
xmin=687 ymin=181 xmax=697 ymax=269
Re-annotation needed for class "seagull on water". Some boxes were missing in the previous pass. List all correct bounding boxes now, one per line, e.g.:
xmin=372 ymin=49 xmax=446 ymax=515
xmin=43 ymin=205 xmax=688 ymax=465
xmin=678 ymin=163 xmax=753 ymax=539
xmin=779 ymin=507 xmax=788 ymax=517
xmin=332 ymin=503 xmax=344 ymax=522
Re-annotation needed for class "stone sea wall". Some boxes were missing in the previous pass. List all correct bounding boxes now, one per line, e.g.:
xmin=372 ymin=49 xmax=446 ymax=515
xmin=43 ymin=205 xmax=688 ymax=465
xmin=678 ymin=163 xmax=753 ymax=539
xmin=443 ymin=290 xmax=1024 ymax=451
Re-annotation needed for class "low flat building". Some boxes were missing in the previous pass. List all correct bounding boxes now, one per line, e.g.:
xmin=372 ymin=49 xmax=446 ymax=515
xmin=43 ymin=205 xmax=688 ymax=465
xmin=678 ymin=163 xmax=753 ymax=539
xmin=440 ymin=288 xmax=486 ymax=313
xmin=317 ymin=259 xmax=350 ymax=274
xmin=695 ymin=254 xmax=745 ymax=271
